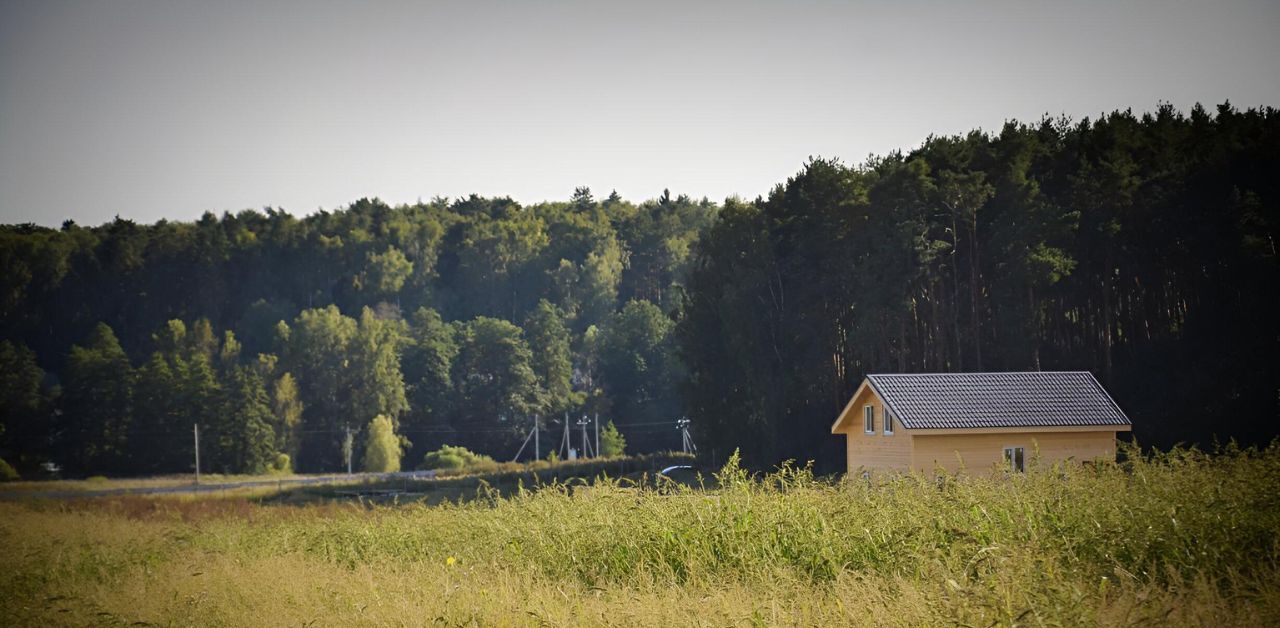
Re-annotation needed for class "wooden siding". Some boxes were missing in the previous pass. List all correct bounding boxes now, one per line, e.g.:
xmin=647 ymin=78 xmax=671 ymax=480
xmin=842 ymin=386 xmax=912 ymax=473
xmin=910 ymin=430 xmax=1119 ymax=474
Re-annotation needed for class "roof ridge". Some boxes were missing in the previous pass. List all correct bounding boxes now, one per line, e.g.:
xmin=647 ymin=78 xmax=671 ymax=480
xmin=869 ymin=371 xmax=1094 ymax=376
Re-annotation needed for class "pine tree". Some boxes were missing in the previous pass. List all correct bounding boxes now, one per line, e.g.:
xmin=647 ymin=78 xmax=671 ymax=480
xmin=61 ymin=323 xmax=134 ymax=474
xmin=599 ymin=420 xmax=626 ymax=457
xmin=214 ymin=366 xmax=276 ymax=474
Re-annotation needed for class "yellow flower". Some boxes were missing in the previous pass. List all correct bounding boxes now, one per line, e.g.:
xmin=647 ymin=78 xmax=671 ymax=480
xmin=446 ymin=556 xmax=457 ymax=566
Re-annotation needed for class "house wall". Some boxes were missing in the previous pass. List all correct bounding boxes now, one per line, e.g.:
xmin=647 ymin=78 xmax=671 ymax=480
xmin=910 ymin=430 xmax=1119 ymax=474
xmin=842 ymin=387 xmax=913 ymax=473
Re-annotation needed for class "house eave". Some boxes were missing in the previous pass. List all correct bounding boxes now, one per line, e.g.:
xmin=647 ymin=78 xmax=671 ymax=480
xmin=906 ymin=424 xmax=1133 ymax=436
xmin=831 ymin=379 xmax=874 ymax=433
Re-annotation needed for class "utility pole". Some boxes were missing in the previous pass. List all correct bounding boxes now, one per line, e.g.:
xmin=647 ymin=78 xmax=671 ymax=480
xmin=512 ymin=415 xmax=541 ymax=463
xmin=577 ymin=415 xmax=594 ymax=458
xmin=678 ymin=417 xmax=696 ymax=455
xmin=560 ymin=411 xmax=572 ymax=459
xmin=594 ymin=412 xmax=599 ymax=458
xmin=193 ymin=423 xmax=200 ymax=486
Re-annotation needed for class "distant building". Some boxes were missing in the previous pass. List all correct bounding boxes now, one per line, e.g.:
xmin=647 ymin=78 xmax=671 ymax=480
xmin=830 ymin=372 xmax=1131 ymax=474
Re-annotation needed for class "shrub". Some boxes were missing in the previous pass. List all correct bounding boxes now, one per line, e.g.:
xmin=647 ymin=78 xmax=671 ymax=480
xmin=599 ymin=420 xmax=626 ymax=457
xmin=419 ymin=445 xmax=495 ymax=471
xmin=269 ymin=453 xmax=292 ymax=475
xmin=361 ymin=415 xmax=403 ymax=473
xmin=0 ymin=457 xmax=18 ymax=481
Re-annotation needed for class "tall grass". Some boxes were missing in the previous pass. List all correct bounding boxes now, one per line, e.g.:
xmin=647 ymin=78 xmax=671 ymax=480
xmin=1 ymin=444 xmax=1277 ymax=626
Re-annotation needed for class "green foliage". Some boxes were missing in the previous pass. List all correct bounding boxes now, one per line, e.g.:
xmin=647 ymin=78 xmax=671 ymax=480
xmin=450 ymin=317 xmax=538 ymax=453
xmin=617 ymin=189 xmax=718 ymax=307
xmin=419 ymin=444 xmax=494 ymax=471
xmin=0 ymin=456 xmax=17 ymax=481
xmin=270 ymin=372 xmax=303 ymax=460
xmin=447 ymin=204 xmax=551 ymax=318
xmin=599 ymin=420 xmax=626 ymax=457
xmin=61 ymin=323 xmax=133 ymax=474
xmin=281 ymin=306 xmax=406 ymax=471
xmin=235 ymin=298 xmax=295 ymax=357
xmin=0 ymin=103 xmax=1275 ymax=476
xmin=0 ymin=341 xmax=44 ymax=426
xmin=598 ymin=300 xmax=680 ymax=451
xmin=281 ymin=309 xmax=359 ymax=468
xmin=1 ymin=185 xmax=716 ymax=475
xmin=362 ymin=246 xmax=413 ymax=298
xmin=269 ymin=452 xmax=292 ymax=475
xmin=213 ymin=366 xmax=277 ymax=474
xmin=351 ymin=308 xmax=409 ymax=422
xmin=523 ymin=299 xmax=577 ymax=412
xmin=218 ymin=330 xmax=242 ymax=367
xmin=361 ymin=414 xmax=402 ymax=473
xmin=190 ymin=318 xmax=218 ymax=360
xmin=130 ymin=351 xmax=184 ymax=473
xmin=0 ymin=340 xmax=49 ymax=469
xmin=682 ymin=106 xmax=1280 ymax=467
xmin=400 ymin=307 xmax=458 ymax=462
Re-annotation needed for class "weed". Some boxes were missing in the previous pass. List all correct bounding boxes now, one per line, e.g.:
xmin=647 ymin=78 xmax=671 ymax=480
xmin=0 ymin=444 xmax=1276 ymax=626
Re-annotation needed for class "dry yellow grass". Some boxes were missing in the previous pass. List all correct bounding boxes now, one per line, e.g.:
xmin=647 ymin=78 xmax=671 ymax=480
xmin=1 ymin=445 xmax=1277 ymax=626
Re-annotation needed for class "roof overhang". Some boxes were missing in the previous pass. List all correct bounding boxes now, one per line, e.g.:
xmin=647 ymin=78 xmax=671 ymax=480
xmin=831 ymin=378 xmax=874 ymax=433
xmin=908 ymin=424 xmax=1133 ymax=435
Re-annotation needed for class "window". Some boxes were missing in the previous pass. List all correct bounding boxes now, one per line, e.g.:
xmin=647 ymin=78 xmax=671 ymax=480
xmin=883 ymin=410 xmax=894 ymax=435
xmin=863 ymin=405 xmax=875 ymax=434
xmin=1004 ymin=446 xmax=1025 ymax=473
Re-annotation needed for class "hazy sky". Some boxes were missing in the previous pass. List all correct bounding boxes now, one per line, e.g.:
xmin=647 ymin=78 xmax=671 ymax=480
xmin=2 ymin=1 xmax=1278 ymax=226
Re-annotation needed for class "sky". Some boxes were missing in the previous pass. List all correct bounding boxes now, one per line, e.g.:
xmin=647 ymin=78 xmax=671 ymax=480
xmin=1 ymin=0 xmax=1278 ymax=227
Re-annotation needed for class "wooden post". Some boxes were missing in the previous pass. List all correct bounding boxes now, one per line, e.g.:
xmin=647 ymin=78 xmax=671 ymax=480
xmin=193 ymin=424 xmax=200 ymax=486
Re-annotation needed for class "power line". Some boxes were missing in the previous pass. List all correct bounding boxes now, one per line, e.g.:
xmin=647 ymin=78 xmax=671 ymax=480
xmin=609 ymin=420 xmax=675 ymax=428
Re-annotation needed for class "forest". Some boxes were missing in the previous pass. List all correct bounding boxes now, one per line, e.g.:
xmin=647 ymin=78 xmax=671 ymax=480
xmin=0 ymin=102 xmax=1276 ymax=476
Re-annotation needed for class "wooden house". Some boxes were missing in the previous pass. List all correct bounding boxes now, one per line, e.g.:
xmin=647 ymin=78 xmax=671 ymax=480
xmin=830 ymin=372 xmax=1132 ymax=474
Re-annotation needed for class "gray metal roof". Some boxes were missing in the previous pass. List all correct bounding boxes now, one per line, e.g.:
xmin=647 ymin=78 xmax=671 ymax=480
xmin=867 ymin=372 xmax=1131 ymax=430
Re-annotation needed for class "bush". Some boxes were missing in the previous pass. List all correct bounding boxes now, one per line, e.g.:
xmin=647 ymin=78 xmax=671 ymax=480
xmin=362 ymin=415 xmax=403 ymax=473
xmin=0 ymin=457 xmax=18 ymax=481
xmin=419 ymin=445 xmax=495 ymax=471
xmin=599 ymin=420 xmax=626 ymax=457
xmin=269 ymin=453 xmax=292 ymax=475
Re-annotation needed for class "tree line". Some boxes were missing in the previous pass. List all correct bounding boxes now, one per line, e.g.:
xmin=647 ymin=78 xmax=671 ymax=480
xmin=682 ymin=102 xmax=1278 ymax=469
xmin=1 ymin=102 xmax=1276 ymax=475
xmin=1 ymin=189 xmax=702 ymax=475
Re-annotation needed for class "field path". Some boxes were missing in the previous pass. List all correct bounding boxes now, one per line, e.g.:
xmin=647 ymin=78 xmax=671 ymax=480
xmin=0 ymin=470 xmax=437 ymax=500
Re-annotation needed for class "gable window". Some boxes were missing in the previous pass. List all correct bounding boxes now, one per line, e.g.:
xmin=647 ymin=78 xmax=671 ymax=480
xmin=883 ymin=410 xmax=894 ymax=435
xmin=1004 ymin=446 xmax=1025 ymax=473
xmin=863 ymin=405 xmax=875 ymax=434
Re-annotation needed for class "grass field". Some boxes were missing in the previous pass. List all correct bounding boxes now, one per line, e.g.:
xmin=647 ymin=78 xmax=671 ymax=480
xmin=1 ymin=445 xmax=1277 ymax=626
